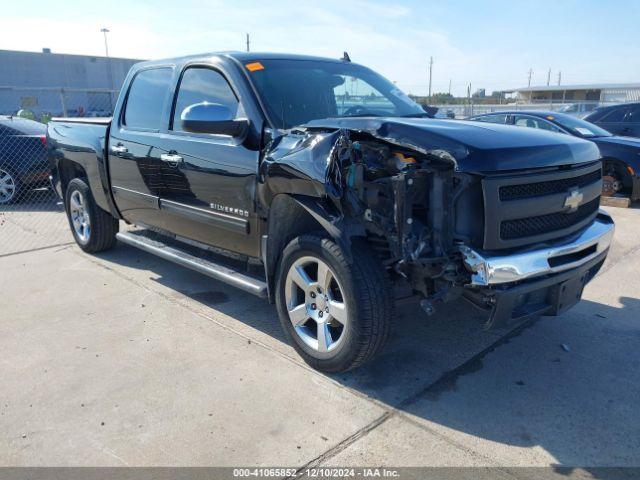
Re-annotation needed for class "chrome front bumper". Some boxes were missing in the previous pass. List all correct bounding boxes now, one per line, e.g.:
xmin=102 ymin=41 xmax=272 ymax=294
xmin=461 ymin=210 xmax=614 ymax=286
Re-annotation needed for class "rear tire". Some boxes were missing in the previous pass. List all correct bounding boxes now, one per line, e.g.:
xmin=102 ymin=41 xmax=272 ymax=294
xmin=603 ymin=159 xmax=633 ymax=198
xmin=0 ymin=166 xmax=21 ymax=205
xmin=275 ymin=235 xmax=394 ymax=372
xmin=65 ymin=178 xmax=118 ymax=253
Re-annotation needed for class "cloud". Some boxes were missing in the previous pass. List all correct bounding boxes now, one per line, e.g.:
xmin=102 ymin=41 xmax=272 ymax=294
xmin=0 ymin=17 xmax=165 ymax=60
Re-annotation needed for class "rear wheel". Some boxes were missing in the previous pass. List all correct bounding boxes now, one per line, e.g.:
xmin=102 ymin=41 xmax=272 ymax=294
xmin=275 ymin=235 xmax=394 ymax=372
xmin=65 ymin=178 xmax=119 ymax=252
xmin=0 ymin=167 xmax=20 ymax=205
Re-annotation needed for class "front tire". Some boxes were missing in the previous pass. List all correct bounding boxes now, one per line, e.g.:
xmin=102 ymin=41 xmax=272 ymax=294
xmin=275 ymin=235 xmax=394 ymax=372
xmin=65 ymin=178 xmax=119 ymax=253
xmin=603 ymin=160 xmax=633 ymax=198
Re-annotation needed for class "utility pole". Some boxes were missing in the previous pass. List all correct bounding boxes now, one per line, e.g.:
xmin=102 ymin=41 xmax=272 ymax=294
xmin=428 ymin=56 xmax=433 ymax=101
xmin=557 ymin=70 xmax=562 ymax=86
xmin=547 ymin=68 xmax=551 ymax=86
xmin=246 ymin=33 xmax=250 ymax=52
xmin=527 ymin=68 xmax=533 ymax=87
xmin=448 ymin=78 xmax=452 ymax=96
xmin=100 ymin=28 xmax=114 ymax=112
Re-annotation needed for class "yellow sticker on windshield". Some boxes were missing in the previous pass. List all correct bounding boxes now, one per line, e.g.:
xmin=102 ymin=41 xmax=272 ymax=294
xmin=245 ymin=62 xmax=265 ymax=72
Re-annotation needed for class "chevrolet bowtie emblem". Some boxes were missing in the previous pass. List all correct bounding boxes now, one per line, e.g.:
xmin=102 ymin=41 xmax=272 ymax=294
xmin=564 ymin=189 xmax=584 ymax=212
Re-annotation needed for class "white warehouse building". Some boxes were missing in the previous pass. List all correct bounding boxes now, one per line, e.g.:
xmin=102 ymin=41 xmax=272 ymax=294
xmin=515 ymin=83 xmax=640 ymax=104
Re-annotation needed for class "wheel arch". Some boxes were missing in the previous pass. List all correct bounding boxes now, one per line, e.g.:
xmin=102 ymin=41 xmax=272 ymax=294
xmin=262 ymin=193 xmax=365 ymax=302
xmin=58 ymin=158 xmax=88 ymax=196
xmin=602 ymin=157 xmax=635 ymax=194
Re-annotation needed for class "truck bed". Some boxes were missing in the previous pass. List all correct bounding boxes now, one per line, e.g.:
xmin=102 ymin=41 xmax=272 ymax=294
xmin=47 ymin=117 xmax=115 ymax=216
xmin=50 ymin=117 xmax=112 ymax=125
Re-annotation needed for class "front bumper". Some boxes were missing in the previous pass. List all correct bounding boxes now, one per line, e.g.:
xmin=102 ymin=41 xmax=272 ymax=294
xmin=460 ymin=210 xmax=614 ymax=286
xmin=460 ymin=210 xmax=614 ymax=329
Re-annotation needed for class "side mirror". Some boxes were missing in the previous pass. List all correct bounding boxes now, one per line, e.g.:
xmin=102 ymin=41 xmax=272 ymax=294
xmin=180 ymin=102 xmax=249 ymax=137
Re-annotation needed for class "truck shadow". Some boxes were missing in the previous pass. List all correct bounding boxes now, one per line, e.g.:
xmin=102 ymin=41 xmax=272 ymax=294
xmin=96 ymin=244 xmax=640 ymax=474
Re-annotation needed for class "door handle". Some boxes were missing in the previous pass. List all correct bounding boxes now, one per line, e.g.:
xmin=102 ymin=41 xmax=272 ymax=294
xmin=160 ymin=153 xmax=184 ymax=164
xmin=110 ymin=144 xmax=128 ymax=154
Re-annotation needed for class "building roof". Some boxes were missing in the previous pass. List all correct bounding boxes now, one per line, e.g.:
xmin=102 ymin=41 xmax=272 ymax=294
xmin=515 ymin=83 xmax=640 ymax=92
xmin=0 ymin=48 xmax=143 ymax=63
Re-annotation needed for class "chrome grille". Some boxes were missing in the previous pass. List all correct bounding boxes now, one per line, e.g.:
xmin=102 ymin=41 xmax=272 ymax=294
xmin=501 ymin=198 xmax=600 ymax=240
xmin=482 ymin=162 xmax=603 ymax=250
xmin=499 ymin=169 xmax=602 ymax=201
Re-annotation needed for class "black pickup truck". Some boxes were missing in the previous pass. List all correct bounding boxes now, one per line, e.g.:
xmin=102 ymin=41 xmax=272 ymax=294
xmin=48 ymin=52 xmax=615 ymax=372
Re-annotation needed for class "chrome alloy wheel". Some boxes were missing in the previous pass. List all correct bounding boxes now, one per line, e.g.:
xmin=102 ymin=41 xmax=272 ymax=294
xmin=0 ymin=168 xmax=16 ymax=204
xmin=284 ymin=256 xmax=348 ymax=353
xmin=69 ymin=190 xmax=91 ymax=243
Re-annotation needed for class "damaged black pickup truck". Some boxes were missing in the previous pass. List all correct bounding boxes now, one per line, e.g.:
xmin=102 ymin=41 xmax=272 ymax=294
xmin=48 ymin=52 xmax=614 ymax=372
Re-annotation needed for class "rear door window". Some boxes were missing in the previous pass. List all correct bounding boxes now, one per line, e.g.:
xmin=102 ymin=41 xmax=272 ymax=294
xmin=0 ymin=123 xmax=14 ymax=138
xmin=124 ymin=68 xmax=173 ymax=130
xmin=473 ymin=114 xmax=507 ymax=124
xmin=0 ymin=119 xmax=44 ymax=136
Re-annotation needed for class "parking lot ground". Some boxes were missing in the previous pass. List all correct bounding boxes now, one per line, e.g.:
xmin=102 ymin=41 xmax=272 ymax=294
xmin=1 ymin=206 xmax=639 ymax=472
xmin=0 ymin=192 xmax=70 ymax=257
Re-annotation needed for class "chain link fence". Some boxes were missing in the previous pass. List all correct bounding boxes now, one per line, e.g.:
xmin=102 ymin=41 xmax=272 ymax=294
xmin=432 ymin=100 xmax=618 ymax=119
xmin=0 ymin=85 xmax=620 ymax=256
xmin=0 ymin=87 xmax=118 ymax=256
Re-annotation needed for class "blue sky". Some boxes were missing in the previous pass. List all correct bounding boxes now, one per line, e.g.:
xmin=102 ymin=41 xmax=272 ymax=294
xmin=1 ymin=0 xmax=639 ymax=96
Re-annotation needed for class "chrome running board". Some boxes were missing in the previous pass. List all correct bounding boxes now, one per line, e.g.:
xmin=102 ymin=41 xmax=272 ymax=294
xmin=116 ymin=230 xmax=268 ymax=298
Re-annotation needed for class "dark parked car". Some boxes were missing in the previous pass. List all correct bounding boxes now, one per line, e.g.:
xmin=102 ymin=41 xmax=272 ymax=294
xmin=584 ymin=102 xmax=640 ymax=138
xmin=468 ymin=111 xmax=640 ymax=200
xmin=0 ymin=116 xmax=49 ymax=204
xmin=47 ymin=52 xmax=613 ymax=372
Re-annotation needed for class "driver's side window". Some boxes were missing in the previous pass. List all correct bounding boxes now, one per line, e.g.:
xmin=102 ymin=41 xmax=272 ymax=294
xmin=333 ymin=76 xmax=395 ymax=115
xmin=172 ymin=67 xmax=241 ymax=132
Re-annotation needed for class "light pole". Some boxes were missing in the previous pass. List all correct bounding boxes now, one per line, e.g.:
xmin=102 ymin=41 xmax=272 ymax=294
xmin=100 ymin=28 xmax=110 ymax=57
xmin=101 ymin=28 xmax=114 ymax=112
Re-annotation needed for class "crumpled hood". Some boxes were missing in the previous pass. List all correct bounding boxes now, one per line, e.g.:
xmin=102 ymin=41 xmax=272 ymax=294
xmin=303 ymin=117 xmax=601 ymax=172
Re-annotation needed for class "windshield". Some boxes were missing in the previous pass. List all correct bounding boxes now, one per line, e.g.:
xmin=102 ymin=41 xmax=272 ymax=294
xmin=244 ymin=59 xmax=426 ymax=129
xmin=547 ymin=113 xmax=612 ymax=138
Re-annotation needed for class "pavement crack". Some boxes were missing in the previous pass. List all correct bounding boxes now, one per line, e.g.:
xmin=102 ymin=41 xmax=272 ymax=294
xmin=284 ymin=412 xmax=393 ymax=479
xmin=0 ymin=242 xmax=74 ymax=259
xmin=396 ymin=317 xmax=537 ymax=411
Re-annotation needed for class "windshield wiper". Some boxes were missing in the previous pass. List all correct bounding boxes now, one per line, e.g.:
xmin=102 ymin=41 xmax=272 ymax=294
xmin=399 ymin=112 xmax=434 ymax=118
xmin=341 ymin=113 xmax=384 ymax=118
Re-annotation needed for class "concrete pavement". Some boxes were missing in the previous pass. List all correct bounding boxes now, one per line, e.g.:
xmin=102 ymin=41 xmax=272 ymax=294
xmin=1 ymin=207 xmax=639 ymax=472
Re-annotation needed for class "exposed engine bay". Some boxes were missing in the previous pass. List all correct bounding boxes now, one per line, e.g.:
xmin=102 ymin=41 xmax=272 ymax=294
xmin=261 ymin=118 xmax=610 ymax=329
xmin=324 ymin=131 xmax=473 ymax=303
xmin=263 ymin=128 xmax=485 ymax=320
